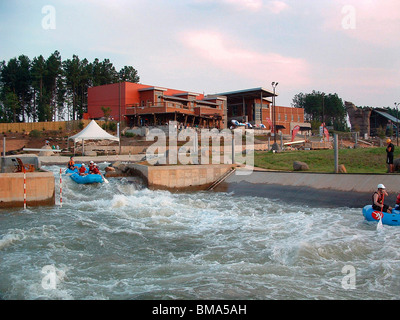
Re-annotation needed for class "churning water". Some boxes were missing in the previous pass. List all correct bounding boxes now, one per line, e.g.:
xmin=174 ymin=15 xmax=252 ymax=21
xmin=1 ymin=165 xmax=399 ymax=300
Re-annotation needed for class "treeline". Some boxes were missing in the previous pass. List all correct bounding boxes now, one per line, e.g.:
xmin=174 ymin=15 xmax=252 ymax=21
xmin=0 ymin=50 xmax=140 ymax=123
xmin=292 ymin=91 xmax=348 ymax=131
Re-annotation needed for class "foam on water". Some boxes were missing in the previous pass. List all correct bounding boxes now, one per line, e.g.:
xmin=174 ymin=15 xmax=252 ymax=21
xmin=1 ymin=165 xmax=400 ymax=299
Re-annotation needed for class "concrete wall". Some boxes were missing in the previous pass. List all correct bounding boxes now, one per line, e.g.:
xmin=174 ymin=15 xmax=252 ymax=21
xmin=218 ymin=169 xmax=400 ymax=208
xmin=1 ymin=155 xmax=41 ymax=173
xmin=131 ymin=163 xmax=234 ymax=191
xmin=226 ymin=170 xmax=400 ymax=193
xmin=0 ymin=171 xmax=55 ymax=208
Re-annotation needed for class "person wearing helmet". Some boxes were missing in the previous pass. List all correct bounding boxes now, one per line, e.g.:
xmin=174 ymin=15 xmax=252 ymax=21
xmin=68 ymin=156 xmax=78 ymax=171
xmin=372 ymin=184 xmax=392 ymax=213
xmin=79 ymin=163 xmax=88 ymax=176
xmin=386 ymin=138 xmax=394 ymax=173
xmin=89 ymin=160 xmax=95 ymax=174
xmin=395 ymin=193 xmax=400 ymax=210
xmin=91 ymin=163 xmax=100 ymax=175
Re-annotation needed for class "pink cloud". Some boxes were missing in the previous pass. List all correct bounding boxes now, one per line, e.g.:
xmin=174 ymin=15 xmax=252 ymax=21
xmin=192 ymin=0 xmax=289 ymax=13
xmin=181 ymin=30 xmax=310 ymax=86
xmin=269 ymin=1 xmax=289 ymax=14
xmin=325 ymin=0 xmax=400 ymax=47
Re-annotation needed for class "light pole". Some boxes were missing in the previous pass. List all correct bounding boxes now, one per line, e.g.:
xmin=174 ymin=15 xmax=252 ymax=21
xmin=271 ymin=82 xmax=279 ymax=152
xmin=395 ymin=102 xmax=399 ymax=146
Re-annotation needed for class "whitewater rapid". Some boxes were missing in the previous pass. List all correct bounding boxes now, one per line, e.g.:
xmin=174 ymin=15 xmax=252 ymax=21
xmin=0 ymin=165 xmax=399 ymax=300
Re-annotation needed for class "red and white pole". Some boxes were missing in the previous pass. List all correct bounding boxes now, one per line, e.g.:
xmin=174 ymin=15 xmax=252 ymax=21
xmin=23 ymin=167 xmax=27 ymax=210
xmin=59 ymin=168 xmax=63 ymax=208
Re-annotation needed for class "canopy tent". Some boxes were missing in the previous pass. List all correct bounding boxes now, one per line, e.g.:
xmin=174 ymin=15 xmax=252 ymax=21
xmin=68 ymin=120 xmax=119 ymax=155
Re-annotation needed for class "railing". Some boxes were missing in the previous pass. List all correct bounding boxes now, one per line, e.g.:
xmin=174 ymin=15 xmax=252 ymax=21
xmin=126 ymin=102 xmax=223 ymax=117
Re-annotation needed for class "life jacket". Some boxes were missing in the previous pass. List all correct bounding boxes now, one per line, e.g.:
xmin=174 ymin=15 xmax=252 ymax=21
xmin=68 ymin=160 xmax=75 ymax=168
xmin=92 ymin=167 xmax=100 ymax=175
xmin=372 ymin=192 xmax=384 ymax=206
xmin=89 ymin=164 xmax=94 ymax=173
xmin=79 ymin=166 xmax=86 ymax=174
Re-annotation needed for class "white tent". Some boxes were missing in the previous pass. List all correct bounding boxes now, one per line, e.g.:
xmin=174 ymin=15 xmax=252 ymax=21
xmin=69 ymin=120 xmax=119 ymax=154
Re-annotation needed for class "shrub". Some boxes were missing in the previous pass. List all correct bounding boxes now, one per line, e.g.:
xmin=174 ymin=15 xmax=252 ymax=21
xmin=29 ymin=130 xmax=42 ymax=138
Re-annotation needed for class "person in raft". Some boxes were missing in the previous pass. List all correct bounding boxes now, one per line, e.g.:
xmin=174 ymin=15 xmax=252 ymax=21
xmin=79 ymin=163 xmax=88 ymax=176
xmin=88 ymin=160 xmax=95 ymax=174
xmin=386 ymin=138 xmax=395 ymax=173
xmin=91 ymin=163 xmax=100 ymax=175
xmin=372 ymin=184 xmax=392 ymax=213
xmin=68 ymin=156 xmax=78 ymax=171
xmin=394 ymin=194 xmax=400 ymax=211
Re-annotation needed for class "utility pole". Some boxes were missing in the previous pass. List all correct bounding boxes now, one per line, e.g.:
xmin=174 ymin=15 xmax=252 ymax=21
xmin=271 ymin=82 xmax=280 ymax=152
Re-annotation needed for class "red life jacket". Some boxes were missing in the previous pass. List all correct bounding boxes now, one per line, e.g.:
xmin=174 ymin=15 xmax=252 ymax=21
xmin=372 ymin=192 xmax=383 ymax=205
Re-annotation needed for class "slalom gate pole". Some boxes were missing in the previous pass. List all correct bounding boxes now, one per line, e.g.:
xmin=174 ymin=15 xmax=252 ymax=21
xmin=23 ymin=167 xmax=27 ymax=210
xmin=59 ymin=168 xmax=63 ymax=208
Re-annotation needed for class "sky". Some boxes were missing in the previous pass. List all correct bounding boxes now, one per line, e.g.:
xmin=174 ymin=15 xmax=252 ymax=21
xmin=0 ymin=0 xmax=399 ymax=108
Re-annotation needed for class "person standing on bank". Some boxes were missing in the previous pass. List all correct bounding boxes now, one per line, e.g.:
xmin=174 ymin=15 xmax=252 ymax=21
xmin=372 ymin=184 xmax=392 ymax=213
xmin=386 ymin=138 xmax=395 ymax=173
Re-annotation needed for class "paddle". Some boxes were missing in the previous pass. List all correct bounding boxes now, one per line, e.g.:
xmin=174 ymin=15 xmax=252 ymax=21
xmin=377 ymin=194 xmax=384 ymax=231
xmin=101 ymin=172 xmax=109 ymax=184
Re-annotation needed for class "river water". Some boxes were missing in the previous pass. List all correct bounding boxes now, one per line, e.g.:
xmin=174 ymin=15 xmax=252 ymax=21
xmin=0 ymin=165 xmax=399 ymax=300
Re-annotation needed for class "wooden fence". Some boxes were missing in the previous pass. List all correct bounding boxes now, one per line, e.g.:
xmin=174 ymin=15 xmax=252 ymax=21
xmin=0 ymin=120 xmax=102 ymax=133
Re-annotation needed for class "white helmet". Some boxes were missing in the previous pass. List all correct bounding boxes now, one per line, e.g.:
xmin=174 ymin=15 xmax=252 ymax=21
xmin=377 ymin=184 xmax=385 ymax=189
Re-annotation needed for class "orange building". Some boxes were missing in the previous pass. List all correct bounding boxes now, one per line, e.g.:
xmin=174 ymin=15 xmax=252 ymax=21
xmin=214 ymin=87 xmax=309 ymax=135
xmin=87 ymin=82 xmax=227 ymax=129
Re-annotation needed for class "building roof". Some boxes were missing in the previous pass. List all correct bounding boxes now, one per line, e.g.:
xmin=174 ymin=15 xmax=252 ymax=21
xmin=214 ymin=87 xmax=277 ymax=101
xmin=372 ymin=109 xmax=400 ymax=123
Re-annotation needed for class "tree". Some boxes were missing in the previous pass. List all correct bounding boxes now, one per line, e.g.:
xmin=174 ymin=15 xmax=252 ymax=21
xmin=45 ymin=50 xmax=63 ymax=121
xmin=292 ymin=91 xmax=347 ymax=131
xmin=119 ymin=66 xmax=140 ymax=83
xmin=0 ymin=51 xmax=140 ymax=122
xmin=31 ymin=55 xmax=47 ymax=121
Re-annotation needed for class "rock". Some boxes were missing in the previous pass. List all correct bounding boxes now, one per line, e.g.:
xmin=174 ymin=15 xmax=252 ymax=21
xmin=393 ymin=158 xmax=400 ymax=172
xmin=112 ymin=161 xmax=122 ymax=167
xmin=293 ymin=161 xmax=309 ymax=171
xmin=38 ymin=145 xmax=54 ymax=156
xmin=338 ymin=164 xmax=347 ymax=173
xmin=105 ymin=166 xmax=115 ymax=172
xmin=84 ymin=151 xmax=97 ymax=156
xmin=345 ymin=101 xmax=372 ymax=137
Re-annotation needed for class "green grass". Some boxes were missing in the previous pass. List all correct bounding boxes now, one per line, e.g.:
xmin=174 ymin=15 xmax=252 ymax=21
xmin=254 ymin=147 xmax=399 ymax=174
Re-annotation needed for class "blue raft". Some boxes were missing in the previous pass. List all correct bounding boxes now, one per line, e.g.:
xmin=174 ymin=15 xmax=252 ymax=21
xmin=70 ymin=172 xmax=104 ymax=184
xmin=65 ymin=164 xmax=89 ymax=175
xmin=362 ymin=205 xmax=400 ymax=226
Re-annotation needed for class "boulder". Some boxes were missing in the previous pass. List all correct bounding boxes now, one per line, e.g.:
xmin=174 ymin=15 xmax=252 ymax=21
xmin=38 ymin=145 xmax=54 ymax=156
xmin=393 ymin=158 xmax=400 ymax=172
xmin=293 ymin=161 xmax=309 ymax=171
xmin=105 ymin=166 xmax=115 ymax=172
xmin=338 ymin=164 xmax=347 ymax=173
